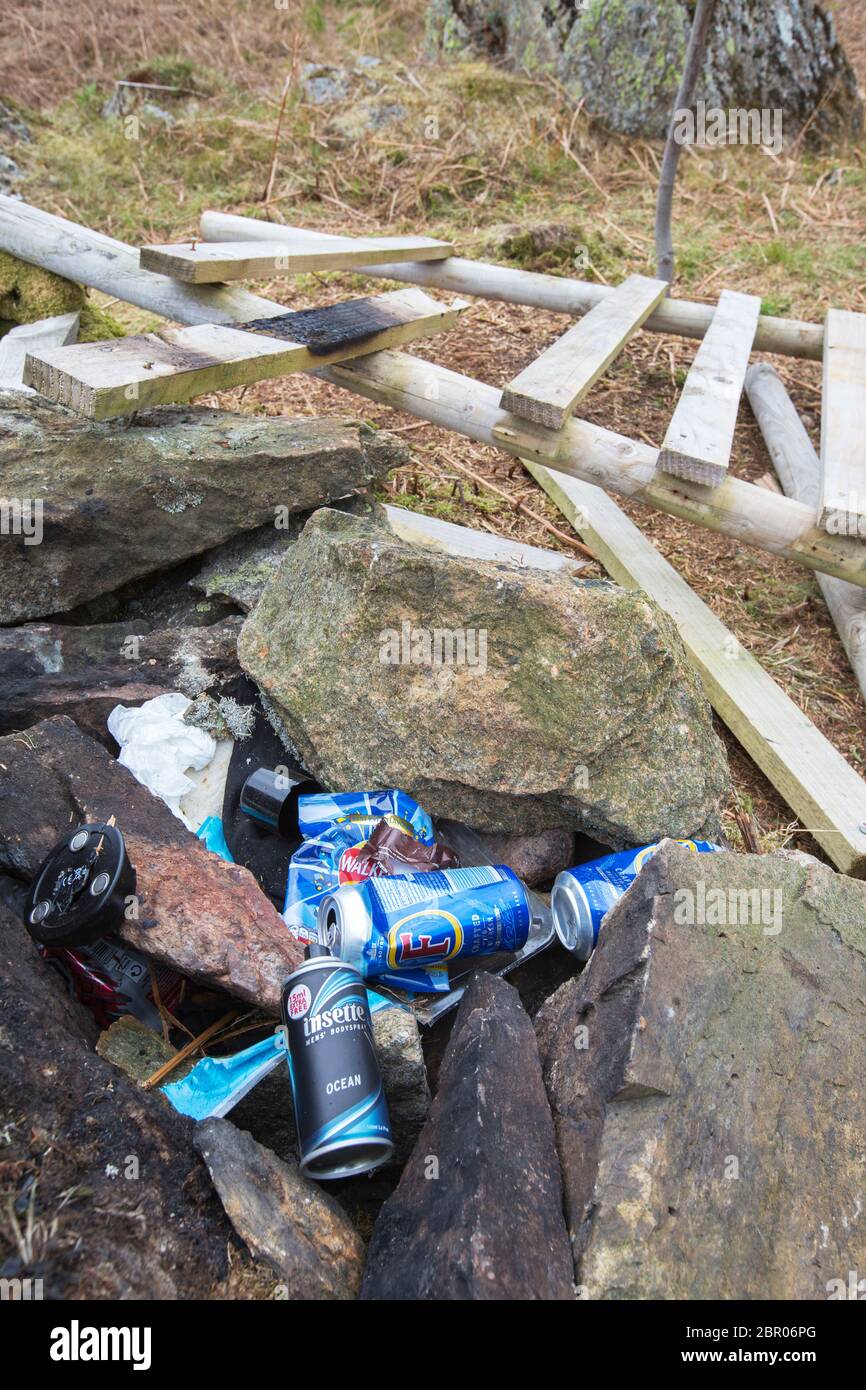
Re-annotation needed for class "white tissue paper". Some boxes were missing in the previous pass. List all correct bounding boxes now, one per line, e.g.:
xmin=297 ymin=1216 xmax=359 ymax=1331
xmin=107 ymin=692 xmax=216 ymax=827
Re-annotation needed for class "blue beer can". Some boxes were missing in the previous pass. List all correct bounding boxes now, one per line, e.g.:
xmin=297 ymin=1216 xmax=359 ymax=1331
xmin=551 ymin=839 xmax=722 ymax=960
xmin=318 ymin=864 xmax=533 ymax=980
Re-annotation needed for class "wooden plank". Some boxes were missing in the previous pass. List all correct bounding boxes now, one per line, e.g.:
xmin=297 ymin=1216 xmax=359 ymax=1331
xmin=0 ymin=311 xmax=80 ymax=391
xmin=311 ymin=349 xmax=866 ymax=588
xmin=499 ymin=274 xmax=668 ymax=428
xmin=819 ymin=307 xmax=866 ymax=535
xmin=523 ymin=459 xmax=866 ymax=877
xmin=140 ymin=236 xmax=454 ymax=283
xmin=0 ymin=194 xmax=286 ymax=327
xmin=659 ymin=288 xmax=761 ymax=486
xmin=747 ymin=362 xmax=866 ymax=705
xmin=201 ymin=210 xmax=827 ymax=362
xmin=383 ymin=505 xmax=587 ymax=576
xmin=23 ymin=289 xmax=468 ymax=420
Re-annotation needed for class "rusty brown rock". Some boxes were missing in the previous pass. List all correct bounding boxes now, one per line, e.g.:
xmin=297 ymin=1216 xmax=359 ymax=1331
xmin=0 ymin=716 xmax=302 ymax=1011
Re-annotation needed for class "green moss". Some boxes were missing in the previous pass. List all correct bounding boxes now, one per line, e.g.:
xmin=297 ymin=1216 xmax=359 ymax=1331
xmin=78 ymin=302 xmax=127 ymax=342
xmin=0 ymin=251 xmax=84 ymax=324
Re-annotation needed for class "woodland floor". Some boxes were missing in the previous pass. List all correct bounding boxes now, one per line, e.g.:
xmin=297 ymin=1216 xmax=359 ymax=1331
xmin=1 ymin=0 xmax=865 ymax=859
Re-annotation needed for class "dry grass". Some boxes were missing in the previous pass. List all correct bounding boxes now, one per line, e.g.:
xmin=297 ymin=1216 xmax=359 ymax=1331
xmin=3 ymin=0 xmax=866 ymax=862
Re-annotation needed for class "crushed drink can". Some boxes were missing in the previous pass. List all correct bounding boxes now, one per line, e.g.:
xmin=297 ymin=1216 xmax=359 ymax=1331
xmin=318 ymin=864 xmax=534 ymax=980
xmin=297 ymin=789 xmax=435 ymax=845
xmin=551 ymin=839 xmax=722 ymax=960
xmin=281 ymin=945 xmax=394 ymax=1180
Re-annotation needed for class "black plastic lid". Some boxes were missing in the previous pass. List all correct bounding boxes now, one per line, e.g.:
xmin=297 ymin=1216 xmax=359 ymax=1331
xmin=24 ymin=822 xmax=136 ymax=948
xmin=239 ymin=766 xmax=319 ymax=839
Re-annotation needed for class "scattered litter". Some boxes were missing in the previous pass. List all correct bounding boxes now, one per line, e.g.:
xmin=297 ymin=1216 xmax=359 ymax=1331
xmin=551 ymin=839 xmax=723 ymax=960
xmin=42 ymin=935 xmax=184 ymax=1032
xmin=195 ymin=815 xmax=234 ymax=862
xmin=162 ymin=986 xmax=397 ymax=1121
xmin=163 ymin=1030 xmax=286 ymax=1120
xmin=297 ymin=788 xmax=435 ymax=844
xmin=108 ymin=692 xmax=216 ymax=827
xmin=320 ymin=864 xmax=538 ymax=992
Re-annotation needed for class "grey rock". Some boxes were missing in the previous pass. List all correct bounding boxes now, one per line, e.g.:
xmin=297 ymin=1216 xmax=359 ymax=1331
xmin=426 ymin=0 xmax=863 ymax=143
xmin=360 ymin=972 xmax=575 ymax=1300
xmin=0 ymin=101 xmax=30 ymax=142
xmin=0 ymin=618 xmax=242 ymax=742
xmin=239 ymin=508 xmax=729 ymax=844
xmin=0 ymin=393 xmax=405 ymax=622
xmin=302 ymin=63 xmax=351 ymax=106
xmin=194 ymin=1117 xmax=365 ymax=1299
xmin=535 ymin=840 xmax=866 ymax=1299
xmin=327 ymin=100 xmax=408 ymax=142
xmin=369 ymin=1003 xmax=431 ymax=1162
xmin=191 ymin=495 xmax=385 ymax=614
xmin=0 ymin=153 xmax=21 ymax=192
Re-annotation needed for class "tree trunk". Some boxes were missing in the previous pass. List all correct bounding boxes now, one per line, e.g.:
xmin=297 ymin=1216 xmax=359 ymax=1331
xmin=426 ymin=0 xmax=863 ymax=145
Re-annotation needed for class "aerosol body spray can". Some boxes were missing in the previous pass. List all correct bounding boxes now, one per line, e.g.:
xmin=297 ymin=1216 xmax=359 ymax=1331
xmin=281 ymin=943 xmax=394 ymax=1180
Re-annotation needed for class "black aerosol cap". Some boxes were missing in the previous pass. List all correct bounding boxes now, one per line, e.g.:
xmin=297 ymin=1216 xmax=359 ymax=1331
xmin=239 ymin=766 xmax=319 ymax=840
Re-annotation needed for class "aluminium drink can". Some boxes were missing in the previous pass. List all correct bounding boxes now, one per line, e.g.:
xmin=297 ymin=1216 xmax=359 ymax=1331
xmin=281 ymin=945 xmax=394 ymax=1180
xmin=551 ymin=839 xmax=722 ymax=960
xmin=318 ymin=864 xmax=533 ymax=979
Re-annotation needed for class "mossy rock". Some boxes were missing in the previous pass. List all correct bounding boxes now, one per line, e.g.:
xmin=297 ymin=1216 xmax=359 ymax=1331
xmin=0 ymin=250 xmax=84 ymax=324
xmin=0 ymin=252 xmax=126 ymax=339
xmin=78 ymin=302 xmax=127 ymax=342
xmin=239 ymin=508 xmax=730 ymax=843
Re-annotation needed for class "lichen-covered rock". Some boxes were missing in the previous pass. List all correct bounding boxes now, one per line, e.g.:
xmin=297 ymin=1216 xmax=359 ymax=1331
xmin=535 ymin=840 xmax=866 ymax=1299
xmin=239 ymin=509 xmax=728 ymax=844
xmin=0 ymin=394 xmax=405 ymax=622
xmin=0 ymin=618 xmax=243 ymax=742
xmin=426 ymin=0 xmax=863 ymax=144
xmin=191 ymin=496 xmax=385 ymax=613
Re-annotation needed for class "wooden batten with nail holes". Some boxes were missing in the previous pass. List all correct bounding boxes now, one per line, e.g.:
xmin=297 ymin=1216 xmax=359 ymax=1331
xmin=22 ymin=288 xmax=468 ymax=420
xmin=499 ymin=273 xmax=669 ymax=429
xmin=746 ymin=361 xmax=866 ymax=705
xmin=199 ymin=209 xmax=828 ymax=361
xmin=659 ymin=288 xmax=761 ymax=487
xmin=522 ymin=460 xmax=866 ymax=878
xmin=819 ymin=307 xmax=866 ymax=536
xmin=311 ymin=348 xmax=866 ymax=591
xmin=139 ymin=235 xmax=455 ymax=284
